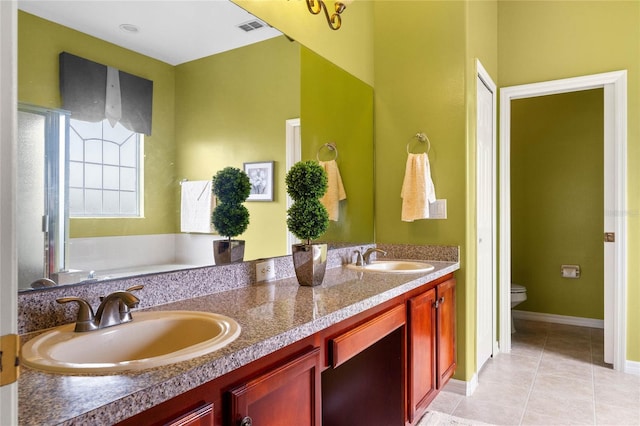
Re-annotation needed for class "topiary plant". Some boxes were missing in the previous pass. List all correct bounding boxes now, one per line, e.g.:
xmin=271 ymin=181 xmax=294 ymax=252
xmin=211 ymin=167 xmax=251 ymax=240
xmin=286 ymin=160 xmax=329 ymax=245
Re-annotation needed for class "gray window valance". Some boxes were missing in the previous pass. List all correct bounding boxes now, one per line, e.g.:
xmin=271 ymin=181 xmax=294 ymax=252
xmin=59 ymin=52 xmax=153 ymax=135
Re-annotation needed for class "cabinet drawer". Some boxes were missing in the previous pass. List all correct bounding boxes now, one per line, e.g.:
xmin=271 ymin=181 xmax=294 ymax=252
xmin=330 ymin=304 xmax=406 ymax=368
xmin=164 ymin=403 xmax=213 ymax=426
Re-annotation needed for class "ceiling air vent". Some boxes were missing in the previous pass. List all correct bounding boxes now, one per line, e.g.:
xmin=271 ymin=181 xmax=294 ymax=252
xmin=237 ymin=20 xmax=266 ymax=33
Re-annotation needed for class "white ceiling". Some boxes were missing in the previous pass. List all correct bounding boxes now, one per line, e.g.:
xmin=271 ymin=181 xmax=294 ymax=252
xmin=18 ymin=0 xmax=283 ymax=65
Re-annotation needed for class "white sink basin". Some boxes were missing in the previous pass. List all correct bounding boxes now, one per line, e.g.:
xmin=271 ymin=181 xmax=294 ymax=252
xmin=21 ymin=310 xmax=241 ymax=374
xmin=347 ymin=260 xmax=435 ymax=274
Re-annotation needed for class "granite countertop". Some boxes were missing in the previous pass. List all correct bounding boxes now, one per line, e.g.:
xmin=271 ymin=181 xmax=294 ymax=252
xmin=19 ymin=260 xmax=459 ymax=426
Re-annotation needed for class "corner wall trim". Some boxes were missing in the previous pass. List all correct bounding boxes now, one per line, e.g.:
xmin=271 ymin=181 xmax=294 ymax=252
xmin=444 ymin=374 xmax=478 ymax=396
xmin=512 ymin=310 xmax=604 ymax=329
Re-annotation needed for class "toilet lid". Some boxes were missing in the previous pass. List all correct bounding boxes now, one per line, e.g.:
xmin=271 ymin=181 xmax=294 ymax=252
xmin=511 ymin=284 xmax=527 ymax=293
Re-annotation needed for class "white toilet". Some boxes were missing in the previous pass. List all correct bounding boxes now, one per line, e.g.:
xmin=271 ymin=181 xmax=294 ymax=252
xmin=510 ymin=283 xmax=527 ymax=333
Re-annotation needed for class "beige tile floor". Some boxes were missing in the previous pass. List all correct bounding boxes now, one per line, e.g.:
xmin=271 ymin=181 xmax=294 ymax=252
xmin=429 ymin=319 xmax=640 ymax=425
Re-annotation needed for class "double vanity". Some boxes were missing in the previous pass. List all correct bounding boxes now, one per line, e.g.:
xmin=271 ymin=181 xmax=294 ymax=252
xmin=17 ymin=244 xmax=459 ymax=425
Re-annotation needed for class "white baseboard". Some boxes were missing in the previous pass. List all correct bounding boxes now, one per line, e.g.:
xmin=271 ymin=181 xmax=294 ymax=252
xmin=625 ymin=360 xmax=640 ymax=376
xmin=512 ymin=310 xmax=604 ymax=329
xmin=444 ymin=374 xmax=478 ymax=396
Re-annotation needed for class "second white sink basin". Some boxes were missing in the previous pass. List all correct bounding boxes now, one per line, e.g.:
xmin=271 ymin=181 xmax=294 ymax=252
xmin=21 ymin=310 xmax=241 ymax=374
xmin=347 ymin=260 xmax=435 ymax=274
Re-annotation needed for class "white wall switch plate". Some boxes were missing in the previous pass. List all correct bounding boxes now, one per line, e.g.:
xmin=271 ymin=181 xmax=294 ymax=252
xmin=429 ymin=199 xmax=447 ymax=219
xmin=256 ymin=259 xmax=276 ymax=282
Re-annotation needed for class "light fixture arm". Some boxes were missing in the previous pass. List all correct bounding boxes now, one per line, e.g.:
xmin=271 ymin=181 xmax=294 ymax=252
xmin=306 ymin=0 xmax=347 ymax=30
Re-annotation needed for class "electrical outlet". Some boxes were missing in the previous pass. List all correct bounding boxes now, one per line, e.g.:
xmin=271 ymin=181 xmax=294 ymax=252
xmin=256 ymin=259 xmax=276 ymax=282
xmin=429 ymin=199 xmax=447 ymax=219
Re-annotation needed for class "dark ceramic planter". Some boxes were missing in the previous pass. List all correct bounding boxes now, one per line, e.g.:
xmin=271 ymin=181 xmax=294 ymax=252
xmin=291 ymin=243 xmax=327 ymax=287
xmin=213 ymin=240 xmax=245 ymax=265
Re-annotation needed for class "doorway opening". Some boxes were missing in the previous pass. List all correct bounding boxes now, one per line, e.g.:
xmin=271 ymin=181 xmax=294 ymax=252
xmin=499 ymin=71 xmax=628 ymax=371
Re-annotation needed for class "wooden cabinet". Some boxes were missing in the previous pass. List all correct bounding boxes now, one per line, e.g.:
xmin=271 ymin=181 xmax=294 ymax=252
xmin=330 ymin=303 xmax=406 ymax=368
xmin=407 ymin=278 xmax=456 ymax=424
xmin=323 ymin=305 xmax=406 ymax=426
xmin=166 ymin=403 xmax=214 ymax=426
xmin=436 ymin=278 xmax=456 ymax=387
xmin=227 ymin=348 xmax=321 ymax=426
xmin=407 ymin=287 xmax=437 ymax=423
xmin=117 ymin=273 xmax=456 ymax=426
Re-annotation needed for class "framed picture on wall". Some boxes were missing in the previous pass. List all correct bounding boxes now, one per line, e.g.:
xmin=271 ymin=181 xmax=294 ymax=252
xmin=244 ymin=161 xmax=274 ymax=201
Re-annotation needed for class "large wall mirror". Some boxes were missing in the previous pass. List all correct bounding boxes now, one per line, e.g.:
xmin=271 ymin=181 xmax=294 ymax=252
xmin=17 ymin=0 xmax=374 ymax=291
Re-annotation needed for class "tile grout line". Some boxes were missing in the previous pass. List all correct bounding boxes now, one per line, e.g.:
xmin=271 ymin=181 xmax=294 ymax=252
xmin=517 ymin=328 xmax=548 ymax=425
xmin=450 ymin=392 xmax=463 ymax=416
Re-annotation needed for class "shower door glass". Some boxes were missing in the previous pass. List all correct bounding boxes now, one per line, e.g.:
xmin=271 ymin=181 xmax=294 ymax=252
xmin=17 ymin=105 xmax=69 ymax=290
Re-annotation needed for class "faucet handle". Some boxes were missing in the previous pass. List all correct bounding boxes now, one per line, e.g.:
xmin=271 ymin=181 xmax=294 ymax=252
xmin=56 ymin=297 xmax=98 ymax=332
xmin=99 ymin=285 xmax=143 ymax=302
xmin=353 ymin=250 xmax=364 ymax=266
xmin=117 ymin=290 xmax=141 ymax=323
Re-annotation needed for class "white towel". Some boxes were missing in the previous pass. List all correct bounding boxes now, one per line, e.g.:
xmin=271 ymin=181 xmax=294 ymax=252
xmin=319 ymin=160 xmax=347 ymax=221
xmin=180 ymin=180 xmax=214 ymax=233
xmin=401 ymin=152 xmax=436 ymax=222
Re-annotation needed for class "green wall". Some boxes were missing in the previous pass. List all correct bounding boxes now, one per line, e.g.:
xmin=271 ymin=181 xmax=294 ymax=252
xmin=369 ymin=0 xmax=498 ymax=384
xmin=465 ymin=0 xmax=498 ymax=378
xmin=498 ymin=0 xmax=640 ymax=366
xmin=511 ymin=89 xmax=604 ymax=319
xmin=18 ymin=11 xmax=177 ymax=238
xmin=373 ymin=0 xmax=470 ymax=380
xmin=174 ymin=36 xmax=300 ymax=260
xmin=300 ymin=47 xmax=374 ymax=244
xmin=233 ymin=0 xmax=374 ymax=86
xmin=20 ymin=0 xmax=640 ymax=378
xmin=245 ymin=0 xmax=640 ymax=374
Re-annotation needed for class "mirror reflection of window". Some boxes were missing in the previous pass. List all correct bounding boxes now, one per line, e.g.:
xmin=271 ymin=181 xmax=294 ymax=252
xmin=68 ymin=118 xmax=143 ymax=217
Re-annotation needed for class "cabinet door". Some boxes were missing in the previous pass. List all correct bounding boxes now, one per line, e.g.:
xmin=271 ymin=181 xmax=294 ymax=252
xmin=436 ymin=278 xmax=456 ymax=388
xmin=228 ymin=348 xmax=321 ymax=426
xmin=407 ymin=288 xmax=437 ymax=423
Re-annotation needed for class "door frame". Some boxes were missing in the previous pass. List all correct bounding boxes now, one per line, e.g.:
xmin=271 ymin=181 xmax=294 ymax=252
xmin=0 ymin=0 xmax=19 ymax=422
xmin=498 ymin=70 xmax=628 ymax=371
xmin=475 ymin=60 xmax=498 ymax=371
xmin=285 ymin=118 xmax=301 ymax=252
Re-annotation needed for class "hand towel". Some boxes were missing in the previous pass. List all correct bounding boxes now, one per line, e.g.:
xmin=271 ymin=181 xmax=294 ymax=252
xmin=180 ymin=180 xmax=214 ymax=233
xmin=319 ymin=160 xmax=347 ymax=221
xmin=401 ymin=152 xmax=436 ymax=221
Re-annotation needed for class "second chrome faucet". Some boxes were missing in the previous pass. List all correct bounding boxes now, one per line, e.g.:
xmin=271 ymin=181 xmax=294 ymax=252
xmin=354 ymin=247 xmax=388 ymax=266
xmin=57 ymin=285 xmax=142 ymax=332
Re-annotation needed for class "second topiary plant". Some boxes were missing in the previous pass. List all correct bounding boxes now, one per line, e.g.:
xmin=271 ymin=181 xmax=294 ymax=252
xmin=286 ymin=160 xmax=329 ymax=286
xmin=211 ymin=166 xmax=251 ymax=264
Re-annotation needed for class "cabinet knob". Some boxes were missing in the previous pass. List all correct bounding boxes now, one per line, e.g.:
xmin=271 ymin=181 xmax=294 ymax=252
xmin=240 ymin=416 xmax=253 ymax=426
xmin=432 ymin=296 xmax=445 ymax=309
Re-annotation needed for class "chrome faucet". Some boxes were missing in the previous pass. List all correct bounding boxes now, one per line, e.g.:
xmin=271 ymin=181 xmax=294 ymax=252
xmin=95 ymin=291 xmax=140 ymax=328
xmin=362 ymin=248 xmax=387 ymax=265
xmin=57 ymin=288 xmax=141 ymax=332
xmin=30 ymin=278 xmax=57 ymax=289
